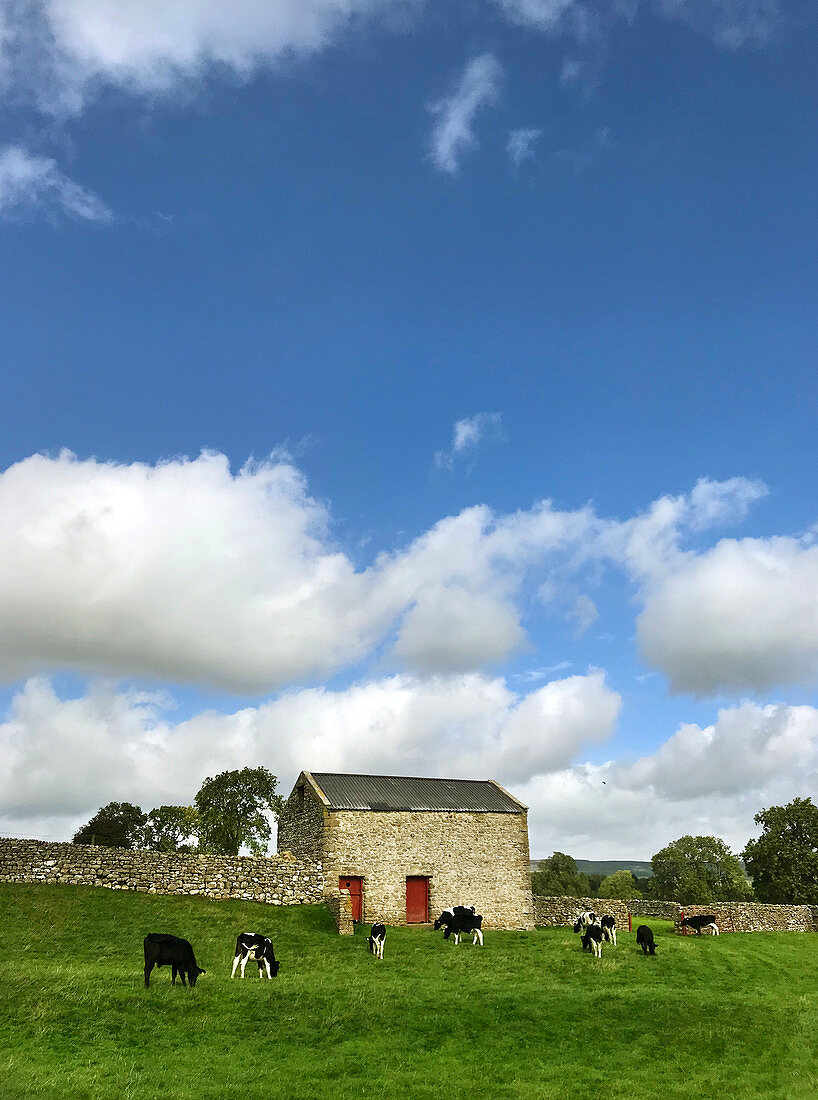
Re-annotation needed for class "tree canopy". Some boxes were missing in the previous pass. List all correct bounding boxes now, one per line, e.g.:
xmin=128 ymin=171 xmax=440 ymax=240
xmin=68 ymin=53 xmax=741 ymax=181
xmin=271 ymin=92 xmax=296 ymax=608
xmin=72 ymin=802 xmax=146 ymax=849
xmin=142 ymin=805 xmax=200 ymax=852
xmin=649 ymin=835 xmax=753 ymax=903
xmin=530 ymin=852 xmax=590 ymax=897
xmin=194 ymin=766 xmax=282 ymax=856
xmin=596 ymin=868 xmax=642 ymax=899
xmin=742 ymin=797 xmax=818 ymax=904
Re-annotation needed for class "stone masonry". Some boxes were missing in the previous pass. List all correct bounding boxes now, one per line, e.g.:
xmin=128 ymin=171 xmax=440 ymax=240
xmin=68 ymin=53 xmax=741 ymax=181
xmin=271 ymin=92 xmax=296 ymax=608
xmin=0 ymin=838 xmax=324 ymax=906
xmin=533 ymin=896 xmax=629 ymax=928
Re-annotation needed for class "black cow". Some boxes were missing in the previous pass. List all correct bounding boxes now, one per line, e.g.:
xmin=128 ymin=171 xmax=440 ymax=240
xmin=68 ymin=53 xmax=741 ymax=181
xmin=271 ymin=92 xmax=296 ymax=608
xmin=231 ymin=932 xmax=280 ymax=979
xmin=636 ymin=925 xmax=656 ymax=955
xmin=367 ymin=922 xmax=386 ymax=960
xmin=680 ymin=914 xmax=719 ymax=936
xmin=581 ymin=924 xmax=603 ymax=958
xmin=600 ymin=915 xmax=617 ymax=945
xmin=144 ymin=933 xmax=205 ymax=987
xmin=434 ymin=906 xmax=484 ymax=946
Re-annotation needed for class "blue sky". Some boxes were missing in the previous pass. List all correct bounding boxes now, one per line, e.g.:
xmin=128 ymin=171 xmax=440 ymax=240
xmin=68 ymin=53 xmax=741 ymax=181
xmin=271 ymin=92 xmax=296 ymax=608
xmin=1 ymin=0 xmax=817 ymax=858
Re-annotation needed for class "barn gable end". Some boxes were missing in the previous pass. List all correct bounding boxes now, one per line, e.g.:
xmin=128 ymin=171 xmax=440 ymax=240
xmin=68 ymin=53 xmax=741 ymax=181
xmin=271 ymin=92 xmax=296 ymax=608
xmin=277 ymin=771 xmax=534 ymax=930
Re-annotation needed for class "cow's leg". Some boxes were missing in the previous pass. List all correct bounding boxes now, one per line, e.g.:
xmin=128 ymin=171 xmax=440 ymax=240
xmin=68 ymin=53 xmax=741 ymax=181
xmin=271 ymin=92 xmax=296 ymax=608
xmin=258 ymin=961 xmax=264 ymax=978
xmin=144 ymin=962 xmax=153 ymax=988
xmin=240 ymin=953 xmax=250 ymax=978
xmin=231 ymin=954 xmax=241 ymax=979
xmin=476 ymin=928 xmax=483 ymax=946
xmin=612 ymin=929 xmax=617 ymax=946
xmin=263 ymin=957 xmax=272 ymax=978
xmin=178 ymin=967 xmax=187 ymax=986
xmin=171 ymin=964 xmax=177 ymax=985
xmin=711 ymin=924 xmax=719 ymax=936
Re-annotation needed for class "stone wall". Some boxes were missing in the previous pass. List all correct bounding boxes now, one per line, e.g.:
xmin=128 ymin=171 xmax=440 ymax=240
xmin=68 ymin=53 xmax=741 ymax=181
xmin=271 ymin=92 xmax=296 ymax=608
xmin=675 ymin=902 xmax=818 ymax=934
xmin=324 ymin=807 xmax=534 ymax=930
xmin=324 ymin=887 xmax=355 ymax=935
xmin=627 ymin=900 xmax=682 ymax=921
xmin=533 ymin=896 xmax=630 ymax=928
xmin=0 ymin=838 xmax=324 ymax=906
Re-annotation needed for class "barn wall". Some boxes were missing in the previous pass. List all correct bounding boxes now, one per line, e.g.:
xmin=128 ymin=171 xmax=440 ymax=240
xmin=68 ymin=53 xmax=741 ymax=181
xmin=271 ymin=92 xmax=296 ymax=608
xmin=0 ymin=838 xmax=324 ymax=905
xmin=277 ymin=778 xmax=327 ymax=862
xmin=323 ymin=808 xmax=534 ymax=930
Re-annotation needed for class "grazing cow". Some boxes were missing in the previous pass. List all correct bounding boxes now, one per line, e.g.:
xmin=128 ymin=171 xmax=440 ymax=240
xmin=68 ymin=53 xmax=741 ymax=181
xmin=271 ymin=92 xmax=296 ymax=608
xmin=434 ymin=906 xmax=484 ymax=946
xmin=231 ymin=932 xmax=280 ymax=979
xmin=636 ymin=925 xmax=656 ymax=955
xmin=572 ymin=910 xmax=598 ymax=934
xmin=600 ymin=915 xmax=617 ymax=946
xmin=144 ymin=933 xmax=205 ymax=988
xmin=680 ymin=914 xmax=719 ymax=936
xmin=367 ymin=922 xmax=386 ymax=960
xmin=581 ymin=924 xmax=603 ymax=958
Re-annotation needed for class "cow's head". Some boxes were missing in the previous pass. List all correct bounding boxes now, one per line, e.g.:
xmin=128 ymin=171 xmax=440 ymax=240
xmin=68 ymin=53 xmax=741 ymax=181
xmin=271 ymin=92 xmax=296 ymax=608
xmin=270 ymin=960 xmax=280 ymax=977
xmin=188 ymin=966 xmax=206 ymax=986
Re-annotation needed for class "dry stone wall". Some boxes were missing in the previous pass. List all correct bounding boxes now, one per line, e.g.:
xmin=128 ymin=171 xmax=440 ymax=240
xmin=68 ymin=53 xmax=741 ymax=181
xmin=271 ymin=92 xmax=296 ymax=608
xmin=627 ymin=900 xmax=682 ymax=921
xmin=324 ymin=887 xmax=354 ymax=935
xmin=0 ymin=838 xmax=324 ymax=906
xmin=533 ymin=896 xmax=629 ymax=928
xmin=675 ymin=902 xmax=818 ymax=934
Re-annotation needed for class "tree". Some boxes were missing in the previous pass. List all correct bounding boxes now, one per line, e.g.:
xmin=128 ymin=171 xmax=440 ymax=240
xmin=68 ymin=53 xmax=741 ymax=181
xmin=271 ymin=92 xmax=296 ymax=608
xmin=73 ymin=802 xmax=146 ymax=849
xmin=596 ymin=868 xmax=642 ymax=900
xmin=742 ymin=797 xmax=818 ymax=904
xmin=586 ymin=873 xmax=605 ymax=897
xmin=649 ymin=835 xmax=753 ymax=903
xmin=530 ymin=852 xmax=590 ymax=897
xmin=194 ymin=767 xmax=282 ymax=856
xmin=142 ymin=805 xmax=200 ymax=852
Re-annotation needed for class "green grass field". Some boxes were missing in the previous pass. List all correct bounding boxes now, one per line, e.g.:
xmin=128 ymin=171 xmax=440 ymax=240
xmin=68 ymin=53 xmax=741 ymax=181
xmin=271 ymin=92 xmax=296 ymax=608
xmin=1 ymin=883 xmax=816 ymax=1100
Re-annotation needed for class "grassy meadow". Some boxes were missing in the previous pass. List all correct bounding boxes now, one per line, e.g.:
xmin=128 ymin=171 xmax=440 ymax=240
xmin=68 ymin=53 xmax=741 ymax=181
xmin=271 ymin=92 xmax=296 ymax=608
xmin=0 ymin=883 xmax=816 ymax=1100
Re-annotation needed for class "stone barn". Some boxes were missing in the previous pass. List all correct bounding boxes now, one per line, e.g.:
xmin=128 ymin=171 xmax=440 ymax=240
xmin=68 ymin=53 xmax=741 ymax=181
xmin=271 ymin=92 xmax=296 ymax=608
xmin=277 ymin=771 xmax=534 ymax=929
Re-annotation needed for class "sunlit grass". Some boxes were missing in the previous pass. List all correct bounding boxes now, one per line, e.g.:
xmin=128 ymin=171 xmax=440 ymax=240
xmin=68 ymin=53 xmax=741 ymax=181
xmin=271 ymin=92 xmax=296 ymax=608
xmin=0 ymin=883 xmax=816 ymax=1099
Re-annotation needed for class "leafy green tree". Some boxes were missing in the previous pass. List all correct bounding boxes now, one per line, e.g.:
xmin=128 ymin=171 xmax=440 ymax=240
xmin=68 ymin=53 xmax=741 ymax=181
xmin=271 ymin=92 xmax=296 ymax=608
xmin=194 ymin=766 xmax=282 ymax=856
xmin=72 ymin=802 xmax=146 ymax=849
xmin=586 ymin=873 xmax=605 ymax=897
xmin=742 ymin=797 xmax=818 ymax=904
xmin=596 ymin=868 xmax=642 ymax=899
xmin=650 ymin=835 xmax=753 ymax=903
xmin=531 ymin=852 xmax=590 ymax=897
xmin=142 ymin=805 xmax=200 ymax=852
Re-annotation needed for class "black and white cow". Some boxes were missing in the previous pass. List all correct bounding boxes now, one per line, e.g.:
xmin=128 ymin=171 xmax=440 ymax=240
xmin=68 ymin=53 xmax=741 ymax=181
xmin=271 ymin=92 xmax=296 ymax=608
xmin=367 ymin=922 xmax=386 ymax=960
xmin=580 ymin=924 xmax=603 ymax=958
xmin=680 ymin=914 xmax=719 ymax=936
xmin=231 ymin=932 xmax=280 ymax=979
xmin=144 ymin=933 xmax=205 ymax=988
xmin=434 ymin=906 xmax=484 ymax=946
xmin=600 ymin=915 xmax=617 ymax=945
xmin=572 ymin=910 xmax=598 ymax=934
xmin=636 ymin=925 xmax=656 ymax=955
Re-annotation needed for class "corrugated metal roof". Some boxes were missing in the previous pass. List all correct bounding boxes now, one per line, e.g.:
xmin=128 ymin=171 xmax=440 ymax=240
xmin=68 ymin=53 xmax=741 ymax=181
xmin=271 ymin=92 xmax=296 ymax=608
xmin=308 ymin=773 xmax=523 ymax=813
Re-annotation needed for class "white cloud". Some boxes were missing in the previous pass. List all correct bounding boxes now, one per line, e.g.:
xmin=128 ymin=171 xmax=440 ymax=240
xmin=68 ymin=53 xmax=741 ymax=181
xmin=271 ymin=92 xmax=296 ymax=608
xmin=507 ymin=127 xmax=542 ymax=166
xmin=491 ymin=0 xmax=580 ymax=33
xmin=652 ymin=0 xmax=782 ymax=48
xmin=0 ymin=452 xmax=787 ymax=694
xmin=638 ymin=536 xmax=818 ymax=694
xmin=0 ymin=145 xmax=112 ymax=222
xmin=434 ymin=412 xmax=505 ymax=469
xmin=428 ymin=55 xmax=503 ymax=174
xmin=0 ymin=669 xmax=621 ymax=833
xmin=520 ymin=699 xmax=818 ymax=857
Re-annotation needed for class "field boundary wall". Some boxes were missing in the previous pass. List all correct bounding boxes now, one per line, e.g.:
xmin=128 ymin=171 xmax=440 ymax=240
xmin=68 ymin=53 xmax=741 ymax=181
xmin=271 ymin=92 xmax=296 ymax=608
xmin=0 ymin=837 xmax=324 ymax=906
xmin=533 ymin=896 xmax=629 ymax=927
xmin=675 ymin=902 xmax=818 ymax=934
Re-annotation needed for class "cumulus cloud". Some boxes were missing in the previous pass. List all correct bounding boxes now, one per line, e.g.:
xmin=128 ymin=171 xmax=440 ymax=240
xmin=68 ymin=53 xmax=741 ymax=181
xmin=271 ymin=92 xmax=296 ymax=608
xmin=638 ymin=536 xmax=818 ymax=694
xmin=520 ymin=700 xmax=818 ymax=856
xmin=0 ymin=451 xmax=788 ymax=695
xmin=0 ymin=144 xmax=112 ymax=222
xmin=0 ymin=670 xmax=621 ymax=834
xmin=428 ymin=55 xmax=503 ymax=174
xmin=434 ymin=412 xmax=505 ymax=469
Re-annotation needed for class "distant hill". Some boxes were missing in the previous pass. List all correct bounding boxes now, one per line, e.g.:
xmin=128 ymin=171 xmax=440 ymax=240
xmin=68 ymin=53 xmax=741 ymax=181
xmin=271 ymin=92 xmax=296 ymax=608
xmin=530 ymin=858 xmax=653 ymax=878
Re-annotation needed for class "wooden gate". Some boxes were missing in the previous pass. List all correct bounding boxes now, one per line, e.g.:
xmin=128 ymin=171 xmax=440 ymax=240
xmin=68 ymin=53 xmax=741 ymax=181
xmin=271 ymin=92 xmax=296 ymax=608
xmin=406 ymin=876 xmax=429 ymax=924
xmin=339 ymin=876 xmax=363 ymax=922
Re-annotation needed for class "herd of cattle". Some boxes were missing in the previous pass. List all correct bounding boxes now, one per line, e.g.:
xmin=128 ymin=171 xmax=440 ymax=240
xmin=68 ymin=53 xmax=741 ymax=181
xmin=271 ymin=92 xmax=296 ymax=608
xmin=143 ymin=906 xmax=720 ymax=985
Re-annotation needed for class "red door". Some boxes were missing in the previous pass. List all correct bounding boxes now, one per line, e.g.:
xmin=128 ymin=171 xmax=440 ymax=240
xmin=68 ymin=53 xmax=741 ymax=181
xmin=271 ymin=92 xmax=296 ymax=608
xmin=339 ymin=876 xmax=363 ymax=922
xmin=406 ymin=876 xmax=429 ymax=923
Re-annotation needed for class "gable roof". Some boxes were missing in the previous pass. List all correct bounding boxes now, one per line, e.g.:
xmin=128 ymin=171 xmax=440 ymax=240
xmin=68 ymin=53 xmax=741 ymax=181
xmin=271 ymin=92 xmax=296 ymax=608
xmin=305 ymin=772 xmax=526 ymax=814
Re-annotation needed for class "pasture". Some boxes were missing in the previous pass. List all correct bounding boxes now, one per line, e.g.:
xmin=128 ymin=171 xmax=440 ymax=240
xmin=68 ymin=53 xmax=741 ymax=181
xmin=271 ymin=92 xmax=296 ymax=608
xmin=0 ymin=883 xmax=815 ymax=1100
